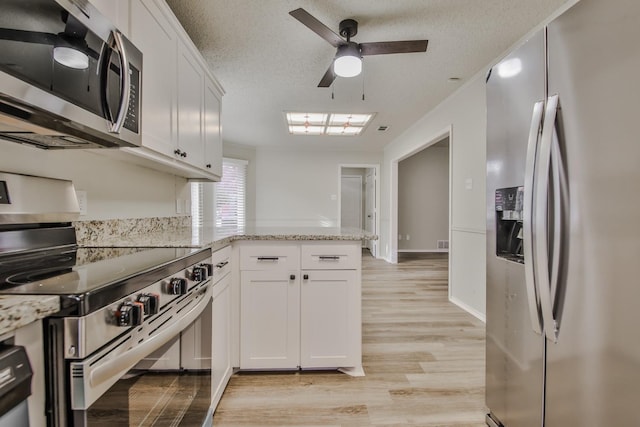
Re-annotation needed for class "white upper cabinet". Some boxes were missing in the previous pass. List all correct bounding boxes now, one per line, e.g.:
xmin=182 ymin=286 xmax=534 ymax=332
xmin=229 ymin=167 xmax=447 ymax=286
xmin=130 ymin=0 xmax=177 ymax=158
xmin=123 ymin=0 xmax=223 ymax=181
xmin=177 ymin=41 xmax=205 ymax=169
xmin=204 ymin=79 xmax=223 ymax=177
xmin=89 ymin=0 xmax=129 ymax=32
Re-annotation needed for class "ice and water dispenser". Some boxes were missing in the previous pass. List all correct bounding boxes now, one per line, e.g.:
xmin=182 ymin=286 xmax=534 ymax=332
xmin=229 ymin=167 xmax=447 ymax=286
xmin=495 ymin=186 xmax=524 ymax=263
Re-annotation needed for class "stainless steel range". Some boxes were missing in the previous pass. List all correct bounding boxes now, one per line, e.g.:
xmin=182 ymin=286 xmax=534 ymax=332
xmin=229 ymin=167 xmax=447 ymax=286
xmin=0 ymin=172 xmax=213 ymax=426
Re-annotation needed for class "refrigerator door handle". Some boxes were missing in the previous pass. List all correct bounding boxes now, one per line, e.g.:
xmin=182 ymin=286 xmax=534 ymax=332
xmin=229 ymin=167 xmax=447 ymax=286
xmin=536 ymin=94 xmax=564 ymax=343
xmin=523 ymin=100 xmax=545 ymax=335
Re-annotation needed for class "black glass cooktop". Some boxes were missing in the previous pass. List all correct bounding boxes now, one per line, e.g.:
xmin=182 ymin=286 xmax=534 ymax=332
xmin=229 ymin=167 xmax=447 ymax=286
xmin=0 ymin=246 xmax=210 ymax=315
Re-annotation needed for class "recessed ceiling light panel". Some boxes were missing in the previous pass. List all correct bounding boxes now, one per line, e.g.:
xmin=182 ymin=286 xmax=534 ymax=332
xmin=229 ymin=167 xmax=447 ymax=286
xmin=285 ymin=112 xmax=375 ymax=137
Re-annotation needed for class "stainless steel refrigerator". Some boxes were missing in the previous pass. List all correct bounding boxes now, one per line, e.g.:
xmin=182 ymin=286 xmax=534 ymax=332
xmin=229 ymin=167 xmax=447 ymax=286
xmin=485 ymin=0 xmax=640 ymax=426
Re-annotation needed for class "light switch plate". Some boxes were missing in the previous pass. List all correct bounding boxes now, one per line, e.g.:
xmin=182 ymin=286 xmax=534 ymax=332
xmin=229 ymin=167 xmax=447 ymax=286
xmin=76 ymin=190 xmax=87 ymax=215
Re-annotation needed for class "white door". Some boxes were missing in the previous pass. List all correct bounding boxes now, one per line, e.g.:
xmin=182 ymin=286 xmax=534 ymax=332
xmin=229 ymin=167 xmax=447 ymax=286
xmin=364 ymin=169 xmax=377 ymax=257
xmin=365 ymin=170 xmax=376 ymax=256
xmin=340 ymin=175 xmax=362 ymax=229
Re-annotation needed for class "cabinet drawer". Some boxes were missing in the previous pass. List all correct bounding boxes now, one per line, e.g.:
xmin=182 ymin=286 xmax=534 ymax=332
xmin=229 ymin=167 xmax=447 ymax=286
xmin=301 ymin=243 xmax=360 ymax=270
xmin=211 ymin=245 xmax=231 ymax=283
xmin=240 ymin=245 xmax=299 ymax=271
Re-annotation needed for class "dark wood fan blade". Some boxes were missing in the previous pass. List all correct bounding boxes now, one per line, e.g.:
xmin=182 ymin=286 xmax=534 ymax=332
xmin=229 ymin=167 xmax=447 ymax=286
xmin=289 ymin=8 xmax=344 ymax=48
xmin=360 ymin=40 xmax=428 ymax=56
xmin=318 ymin=63 xmax=336 ymax=87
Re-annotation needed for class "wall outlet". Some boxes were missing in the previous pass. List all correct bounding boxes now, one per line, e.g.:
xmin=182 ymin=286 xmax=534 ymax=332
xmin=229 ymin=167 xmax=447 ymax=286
xmin=465 ymin=178 xmax=473 ymax=190
xmin=76 ymin=190 xmax=87 ymax=215
xmin=406 ymin=234 xmax=410 ymax=241
xmin=176 ymin=199 xmax=183 ymax=214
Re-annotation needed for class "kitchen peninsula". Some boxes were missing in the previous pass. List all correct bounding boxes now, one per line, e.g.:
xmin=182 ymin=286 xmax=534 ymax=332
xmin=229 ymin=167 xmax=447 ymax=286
xmin=75 ymin=220 xmax=375 ymax=413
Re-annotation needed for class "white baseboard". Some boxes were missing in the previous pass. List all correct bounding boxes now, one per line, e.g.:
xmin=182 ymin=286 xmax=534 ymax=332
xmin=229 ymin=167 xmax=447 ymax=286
xmin=398 ymin=249 xmax=449 ymax=253
xmin=449 ymin=295 xmax=486 ymax=323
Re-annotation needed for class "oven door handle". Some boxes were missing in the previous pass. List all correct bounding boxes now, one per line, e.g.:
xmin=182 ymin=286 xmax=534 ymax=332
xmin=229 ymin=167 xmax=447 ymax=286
xmin=91 ymin=285 xmax=210 ymax=387
xmin=70 ymin=282 xmax=212 ymax=410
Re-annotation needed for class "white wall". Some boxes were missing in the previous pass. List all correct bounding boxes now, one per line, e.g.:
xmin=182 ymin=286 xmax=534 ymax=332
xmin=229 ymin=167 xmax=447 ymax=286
xmin=0 ymin=140 xmax=187 ymax=220
xmin=255 ymin=148 xmax=382 ymax=227
xmin=381 ymin=72 xmax=488 ymax=320
xmin=398 ymin=140 xmax=449 ymax=251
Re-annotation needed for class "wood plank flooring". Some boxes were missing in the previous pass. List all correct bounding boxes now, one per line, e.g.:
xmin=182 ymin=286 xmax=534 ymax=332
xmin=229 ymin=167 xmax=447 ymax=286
xmin=212 ymin=252 xmax=486 ymax=427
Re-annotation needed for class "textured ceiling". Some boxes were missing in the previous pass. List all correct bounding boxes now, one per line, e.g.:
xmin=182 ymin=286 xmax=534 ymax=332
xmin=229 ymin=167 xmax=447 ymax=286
xmin=166 ymin=0 xmax=568 ymax=152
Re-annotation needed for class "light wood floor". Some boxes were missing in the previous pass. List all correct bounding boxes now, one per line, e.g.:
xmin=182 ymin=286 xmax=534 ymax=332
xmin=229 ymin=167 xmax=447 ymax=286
xmin=212 ymin=252 xmax=486 ymax=427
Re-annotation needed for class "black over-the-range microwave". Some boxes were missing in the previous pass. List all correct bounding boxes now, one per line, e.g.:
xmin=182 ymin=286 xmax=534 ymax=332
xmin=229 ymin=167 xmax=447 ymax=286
xmin=0 ymin=0 xmax=142 ymax=149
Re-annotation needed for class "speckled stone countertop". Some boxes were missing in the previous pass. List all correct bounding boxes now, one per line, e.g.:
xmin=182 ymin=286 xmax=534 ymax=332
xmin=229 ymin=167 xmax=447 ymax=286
xmin=0 ymin=296 xmax=60 ymax=336
xmin=79 ymin=225 xmax=377 ymax=250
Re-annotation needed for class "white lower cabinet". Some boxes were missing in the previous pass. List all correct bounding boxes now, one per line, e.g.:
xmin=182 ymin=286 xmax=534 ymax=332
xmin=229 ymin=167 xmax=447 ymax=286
xmin=300 ymin=269 xmax=358 ymax=368
xmin=211 ymin=272 xmax=232 ymax=408
xmin=239 ymin=242 xmax=362 ymax=372
xmin=240 ymin=270 xmax=300 ymax=369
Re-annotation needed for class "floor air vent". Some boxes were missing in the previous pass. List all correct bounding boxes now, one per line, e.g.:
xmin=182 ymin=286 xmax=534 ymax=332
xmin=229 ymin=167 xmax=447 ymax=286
xmin=437 ymin=240 xmax=449 ymax=250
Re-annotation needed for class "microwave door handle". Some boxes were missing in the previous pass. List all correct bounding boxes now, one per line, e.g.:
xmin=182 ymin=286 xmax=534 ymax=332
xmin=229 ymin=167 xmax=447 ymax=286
xmin=536 ymin=94 xmax=562 ymax=343
xmin=523 ymin=100 xmax=545 ymax=335
xmin=98 ymin=41 xmax=115 ymax=123
xmin=108 ymin=30 xmax=131 ymax=134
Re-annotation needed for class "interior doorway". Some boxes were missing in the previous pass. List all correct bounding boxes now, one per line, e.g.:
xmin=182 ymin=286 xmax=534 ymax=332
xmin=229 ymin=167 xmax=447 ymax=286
xmin=339 ymin=164 xmax=380 ymax=258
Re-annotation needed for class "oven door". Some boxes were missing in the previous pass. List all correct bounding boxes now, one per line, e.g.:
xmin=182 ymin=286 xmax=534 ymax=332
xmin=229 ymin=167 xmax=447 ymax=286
xmin=0 ymin=0 xmax=141 ymax=148
xmin=46 ymin=280 xmax=212 ymax=427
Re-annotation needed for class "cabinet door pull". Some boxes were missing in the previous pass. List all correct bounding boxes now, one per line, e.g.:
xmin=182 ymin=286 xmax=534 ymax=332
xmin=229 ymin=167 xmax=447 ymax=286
xmin=319 ymin=255 xmax=340 ymax=261
xmin=303 ymin=274 xmax=309 ymax=280
xmin=215 ymin=261 xmax=228 ymax=269
xmin=290 ymin=274 xmax=296 ymax=280
xmin=257 ymin=257 xmax=279 ymax=261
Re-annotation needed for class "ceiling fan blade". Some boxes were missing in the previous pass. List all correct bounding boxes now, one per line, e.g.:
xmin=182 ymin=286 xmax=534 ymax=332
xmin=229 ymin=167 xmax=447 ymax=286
xmin=289 ymin=8 xmax=344 ymax=48
xmin=317 ymin=63 xmax=336 ymax=88
xmin=360 ymin=40 xmax=428 ymax=56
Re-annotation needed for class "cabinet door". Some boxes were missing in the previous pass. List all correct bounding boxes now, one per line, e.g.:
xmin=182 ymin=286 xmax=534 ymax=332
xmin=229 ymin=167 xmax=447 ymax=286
xmin=177 ymin=42 xmax=205 ymax=168
xmin=203 ymin=79 xmax=222 ymax=178
xmin=180 ymin=298 xmax=212 ymax=370
xmin=300 ymin=270 xmax=357 ymax=368
xmin=130 ymin=0 xmax=177 ymax=156
xmin=211 ymin=274 xmax=232 ymax=408
xmin=89 ymin=0 xmax=129 ymax=31
xmin=240 ymin=270 xmax=300 ymax=369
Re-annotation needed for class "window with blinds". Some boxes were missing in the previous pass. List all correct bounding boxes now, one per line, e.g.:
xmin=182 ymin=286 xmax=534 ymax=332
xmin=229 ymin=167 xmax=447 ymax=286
xmin=190 ymin=181 xmax=204 ymax=228
xmin=190 ymin=157 xmax=247 ymax=230
xmin=214 ymin=158 xmax=247 ymax=230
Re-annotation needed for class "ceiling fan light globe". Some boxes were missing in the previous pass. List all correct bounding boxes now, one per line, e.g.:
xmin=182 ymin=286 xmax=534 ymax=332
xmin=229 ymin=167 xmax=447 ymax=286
xmin=53 ymin=46 xmax=89 ymax=70
xmin=334 ymin=55 xmax=362 ymax=78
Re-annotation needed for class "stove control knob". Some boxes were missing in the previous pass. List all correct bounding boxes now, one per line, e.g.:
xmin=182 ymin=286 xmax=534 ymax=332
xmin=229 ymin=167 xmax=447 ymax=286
xmin=200 ymin=263 xmax=214 ymax=276
xmin=137 ymin=293 xmax=160 ymax=315
xmin=116 ymin=301 xmax=143 ymax=327
xmin=192 ymin=265 xmax=208 ymax=281
xmin=167 ymin=277 xmax=188 ymax=295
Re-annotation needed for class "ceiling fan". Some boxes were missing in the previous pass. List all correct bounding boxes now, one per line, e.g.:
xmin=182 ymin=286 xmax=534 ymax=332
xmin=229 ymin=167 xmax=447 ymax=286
xmin=289 ymin=8 xmax=428 ymax=87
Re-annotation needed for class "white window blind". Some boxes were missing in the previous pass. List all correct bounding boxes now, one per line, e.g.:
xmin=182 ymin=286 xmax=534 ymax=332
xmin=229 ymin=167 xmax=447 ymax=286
xmin=214 ymin=158 xmax=247 ymax=230
xmin=190 ymin=181 xmax=204 ymax=228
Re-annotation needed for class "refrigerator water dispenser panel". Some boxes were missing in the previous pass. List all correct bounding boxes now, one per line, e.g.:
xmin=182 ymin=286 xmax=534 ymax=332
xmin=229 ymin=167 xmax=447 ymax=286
xmin=495 ymin=186 xmax=524 ymax=263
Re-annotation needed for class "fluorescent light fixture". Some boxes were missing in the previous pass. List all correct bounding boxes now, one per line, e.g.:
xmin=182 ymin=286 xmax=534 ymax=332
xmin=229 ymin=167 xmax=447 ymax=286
xmin=333 ymin=42 xmax=362 ymax=78
xmin=289 ymin=125 xmax=324 ymax=135
xmin=286 ymin=112 xmax=327 ymax=125
xmin=326 ymin=126 xmax=361 ymax=135
xmin=285 ymin=112 xmax=375 ymax=137
xmin=329 ymin=113 xmax=372 ymax=127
